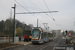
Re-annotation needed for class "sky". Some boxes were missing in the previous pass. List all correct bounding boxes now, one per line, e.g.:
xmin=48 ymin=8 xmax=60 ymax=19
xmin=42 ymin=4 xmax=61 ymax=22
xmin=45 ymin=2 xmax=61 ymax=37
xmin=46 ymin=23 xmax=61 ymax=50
xmin=0 ymin=0 xmax=75 ymax=31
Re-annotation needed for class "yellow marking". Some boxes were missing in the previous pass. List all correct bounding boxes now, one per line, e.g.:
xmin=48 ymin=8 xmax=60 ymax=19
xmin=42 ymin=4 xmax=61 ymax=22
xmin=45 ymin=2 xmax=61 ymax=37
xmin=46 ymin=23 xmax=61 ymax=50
xmin=35 ymin=38 xmax=39 ymax=39
xmin=32 ymin=38 xmax=39 ymax=40
xmin=40 ymin=30 xmax=43 ymax=31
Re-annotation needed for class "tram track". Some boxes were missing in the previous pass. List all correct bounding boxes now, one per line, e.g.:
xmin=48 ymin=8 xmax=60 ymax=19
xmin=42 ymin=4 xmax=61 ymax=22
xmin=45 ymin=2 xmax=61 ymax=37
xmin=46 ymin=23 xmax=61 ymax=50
xmin=40 ymin=38 xmax=61 ymax=50
xmin=27 ymin=37 xmax=61 ymax=50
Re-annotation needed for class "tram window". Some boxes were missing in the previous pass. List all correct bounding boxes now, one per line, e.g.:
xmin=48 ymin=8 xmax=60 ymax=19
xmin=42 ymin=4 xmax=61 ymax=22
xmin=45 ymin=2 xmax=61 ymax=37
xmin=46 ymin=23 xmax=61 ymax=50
xmin=32 ymin=30 xmax=39 ymax=38
xmin=44 ymin=33 xmax=46 ymax=37
xmin=41 ymin=33 xmax=43 ymax=39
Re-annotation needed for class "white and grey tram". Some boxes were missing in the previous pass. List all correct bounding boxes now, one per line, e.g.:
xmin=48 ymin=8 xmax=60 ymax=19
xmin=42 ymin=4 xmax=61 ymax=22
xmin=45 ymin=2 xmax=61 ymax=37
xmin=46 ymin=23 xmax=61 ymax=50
xmin=31 ymin=27 xmax=53 ymax=44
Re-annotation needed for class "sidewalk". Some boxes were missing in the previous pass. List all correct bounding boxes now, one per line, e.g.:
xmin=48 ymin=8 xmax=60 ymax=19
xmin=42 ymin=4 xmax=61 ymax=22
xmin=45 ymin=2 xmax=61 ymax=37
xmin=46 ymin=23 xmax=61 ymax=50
xmin=0 ymin=41 xmax=32 ymax=50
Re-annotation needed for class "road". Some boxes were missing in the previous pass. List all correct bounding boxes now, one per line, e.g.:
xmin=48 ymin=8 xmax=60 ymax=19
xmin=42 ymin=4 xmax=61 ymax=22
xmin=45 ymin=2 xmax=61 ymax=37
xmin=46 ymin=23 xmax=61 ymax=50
xmin=3 ymin=36 xmax=75 ymax=50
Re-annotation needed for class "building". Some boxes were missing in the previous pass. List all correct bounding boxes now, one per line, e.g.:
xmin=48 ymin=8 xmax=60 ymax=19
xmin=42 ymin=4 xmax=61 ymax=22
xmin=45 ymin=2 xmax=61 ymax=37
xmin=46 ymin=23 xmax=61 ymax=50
xmin=52 ymin=30 xmax=63 ymax=37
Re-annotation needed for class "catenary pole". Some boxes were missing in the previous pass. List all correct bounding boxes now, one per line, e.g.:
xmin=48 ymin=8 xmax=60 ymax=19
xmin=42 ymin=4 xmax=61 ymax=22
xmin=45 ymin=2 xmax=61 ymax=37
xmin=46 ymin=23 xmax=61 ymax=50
xmin=12 ymin=4 xmax=16 ymax=42
xmin=37 ymin=19 xmax=38 ymax=27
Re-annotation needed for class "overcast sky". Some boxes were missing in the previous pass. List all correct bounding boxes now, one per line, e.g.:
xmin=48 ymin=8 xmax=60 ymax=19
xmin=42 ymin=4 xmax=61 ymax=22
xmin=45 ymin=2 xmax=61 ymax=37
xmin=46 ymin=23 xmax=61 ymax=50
xmin=0 ymin=0 xmax=75 ymax=31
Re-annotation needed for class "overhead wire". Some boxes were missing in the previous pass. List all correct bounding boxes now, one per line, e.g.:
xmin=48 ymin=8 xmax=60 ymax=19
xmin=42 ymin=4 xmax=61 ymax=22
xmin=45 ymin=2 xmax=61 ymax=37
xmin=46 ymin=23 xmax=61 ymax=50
xmin=15 ymin=0 xmax=38 ymax=24
xmin=29 ymin=0 xmax=53 ymax=17
xmin=22 ymin=0 xmax=44 ymax=23
xmin=28 ymin=0 xmax=56 ymax=29
xmin=16 ymin=5 xmax=25 ymax=13
xmin=15 ymin=0 xmax=52 ymax=23
xmin=43 ymin=0 xmax=64 ymax=29
xmin=43 ymin=0 xmax=59 ymax=25
xmin=22 ymin=0 xmax=41 ymax=11
xmin=43 ymin=0 xmax=55 ymax=21
xmin=43 ymin=0 xmax=53 ymax=17
xmin=15 ymin=0 xmax=44 ymax=27
xmin=22 ymin=0 xmax=29 ymax=9
xmin=15 ymin=0 xmax=29 ymax=11
xmin=28 ymin=0 xmax=53 ymax=19
xmin=15 ymin=0 xmax=62 ymax=29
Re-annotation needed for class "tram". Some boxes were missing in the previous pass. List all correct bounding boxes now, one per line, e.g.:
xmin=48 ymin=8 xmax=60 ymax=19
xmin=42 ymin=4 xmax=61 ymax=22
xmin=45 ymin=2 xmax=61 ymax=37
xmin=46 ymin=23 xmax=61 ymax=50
xmin=31 ymin=27 xmax=53 ymax=44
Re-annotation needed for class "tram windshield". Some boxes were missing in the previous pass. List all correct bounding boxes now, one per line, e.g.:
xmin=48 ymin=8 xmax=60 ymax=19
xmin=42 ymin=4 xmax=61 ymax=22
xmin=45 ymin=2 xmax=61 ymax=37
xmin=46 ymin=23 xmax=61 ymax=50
xmin=32 ymin=29 xmax=39 ymax=38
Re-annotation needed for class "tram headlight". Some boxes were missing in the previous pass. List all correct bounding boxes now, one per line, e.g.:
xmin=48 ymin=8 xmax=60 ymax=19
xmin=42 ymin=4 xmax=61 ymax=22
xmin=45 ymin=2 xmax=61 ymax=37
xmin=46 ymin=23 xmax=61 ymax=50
xmin=32 ymin=38 xmax=34 ymax=40
xmin=35 ymin=38 xmax=39 ymax=40
xmin=32 ymin=38 xmax=39 ymax=40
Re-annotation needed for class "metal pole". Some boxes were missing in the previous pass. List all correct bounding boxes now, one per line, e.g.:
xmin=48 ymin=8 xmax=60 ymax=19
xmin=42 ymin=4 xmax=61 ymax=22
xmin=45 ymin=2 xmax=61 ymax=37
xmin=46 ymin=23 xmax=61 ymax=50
xmin=65 ymin=30 xmax=67 ymax=43
xmin=12 ymin=4 xmax=16 ymax=42
xmin=37 ymin=19 xmax=38 ymax=28
xmin=15 ymin=11 xmax=58 ymax=14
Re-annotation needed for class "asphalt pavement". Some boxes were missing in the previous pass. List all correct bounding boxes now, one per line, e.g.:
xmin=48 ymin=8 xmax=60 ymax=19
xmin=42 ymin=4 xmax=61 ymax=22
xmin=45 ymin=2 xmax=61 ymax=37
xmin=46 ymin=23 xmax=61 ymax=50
xmin=2 ymin=36 xmax=75 ymax=50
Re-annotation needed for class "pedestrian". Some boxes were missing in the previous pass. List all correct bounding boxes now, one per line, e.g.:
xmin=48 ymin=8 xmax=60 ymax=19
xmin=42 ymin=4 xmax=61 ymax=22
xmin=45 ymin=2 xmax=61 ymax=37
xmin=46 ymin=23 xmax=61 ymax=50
xmin=19 ymin=36 xmax=21 ymax=41
xmin=26 ymin=35 xmax=29 ymax=42
xmin=29 ymin=36 xmax=31 ymax=41
xmin=24 ymin=35 xmax=29 ymax=42
xmin=24 ymin=35 xmax=26 ymax=42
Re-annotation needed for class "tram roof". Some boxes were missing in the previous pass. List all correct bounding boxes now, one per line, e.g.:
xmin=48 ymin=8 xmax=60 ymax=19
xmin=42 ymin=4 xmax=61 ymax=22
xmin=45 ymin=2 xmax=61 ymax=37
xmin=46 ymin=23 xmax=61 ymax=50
xmin=33 ymin=27 xmax=50 ymax=33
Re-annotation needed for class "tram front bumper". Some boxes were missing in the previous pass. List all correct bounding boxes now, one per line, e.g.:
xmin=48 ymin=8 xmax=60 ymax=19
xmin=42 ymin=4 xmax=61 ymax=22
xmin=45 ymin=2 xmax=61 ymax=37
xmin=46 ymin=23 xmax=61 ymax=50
xmin=31 ymin=40 xmax=40 ymax=43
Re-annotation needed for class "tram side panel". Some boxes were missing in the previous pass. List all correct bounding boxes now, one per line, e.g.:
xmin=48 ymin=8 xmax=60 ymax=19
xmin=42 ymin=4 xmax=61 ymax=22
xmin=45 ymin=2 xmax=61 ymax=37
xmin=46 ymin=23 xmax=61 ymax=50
xmin=39 ymin=32 xmax=44 ymax=43
xmin=48 ymin=33 xmax=50 ymax=41
xmin=43 ymin=32 xmax=49 ymax=42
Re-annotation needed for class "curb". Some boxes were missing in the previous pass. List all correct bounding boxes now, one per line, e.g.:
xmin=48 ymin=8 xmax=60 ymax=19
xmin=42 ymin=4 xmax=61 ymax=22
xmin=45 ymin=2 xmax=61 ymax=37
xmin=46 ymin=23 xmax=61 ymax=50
xmin=0 ymin=42 xmax=31 ymax=50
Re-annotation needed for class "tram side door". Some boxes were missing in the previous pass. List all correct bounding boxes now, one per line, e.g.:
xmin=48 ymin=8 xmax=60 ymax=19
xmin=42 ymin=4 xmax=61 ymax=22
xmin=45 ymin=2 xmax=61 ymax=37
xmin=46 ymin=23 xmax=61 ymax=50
xmin=40 ymin=31 xmax=44 ymax=43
